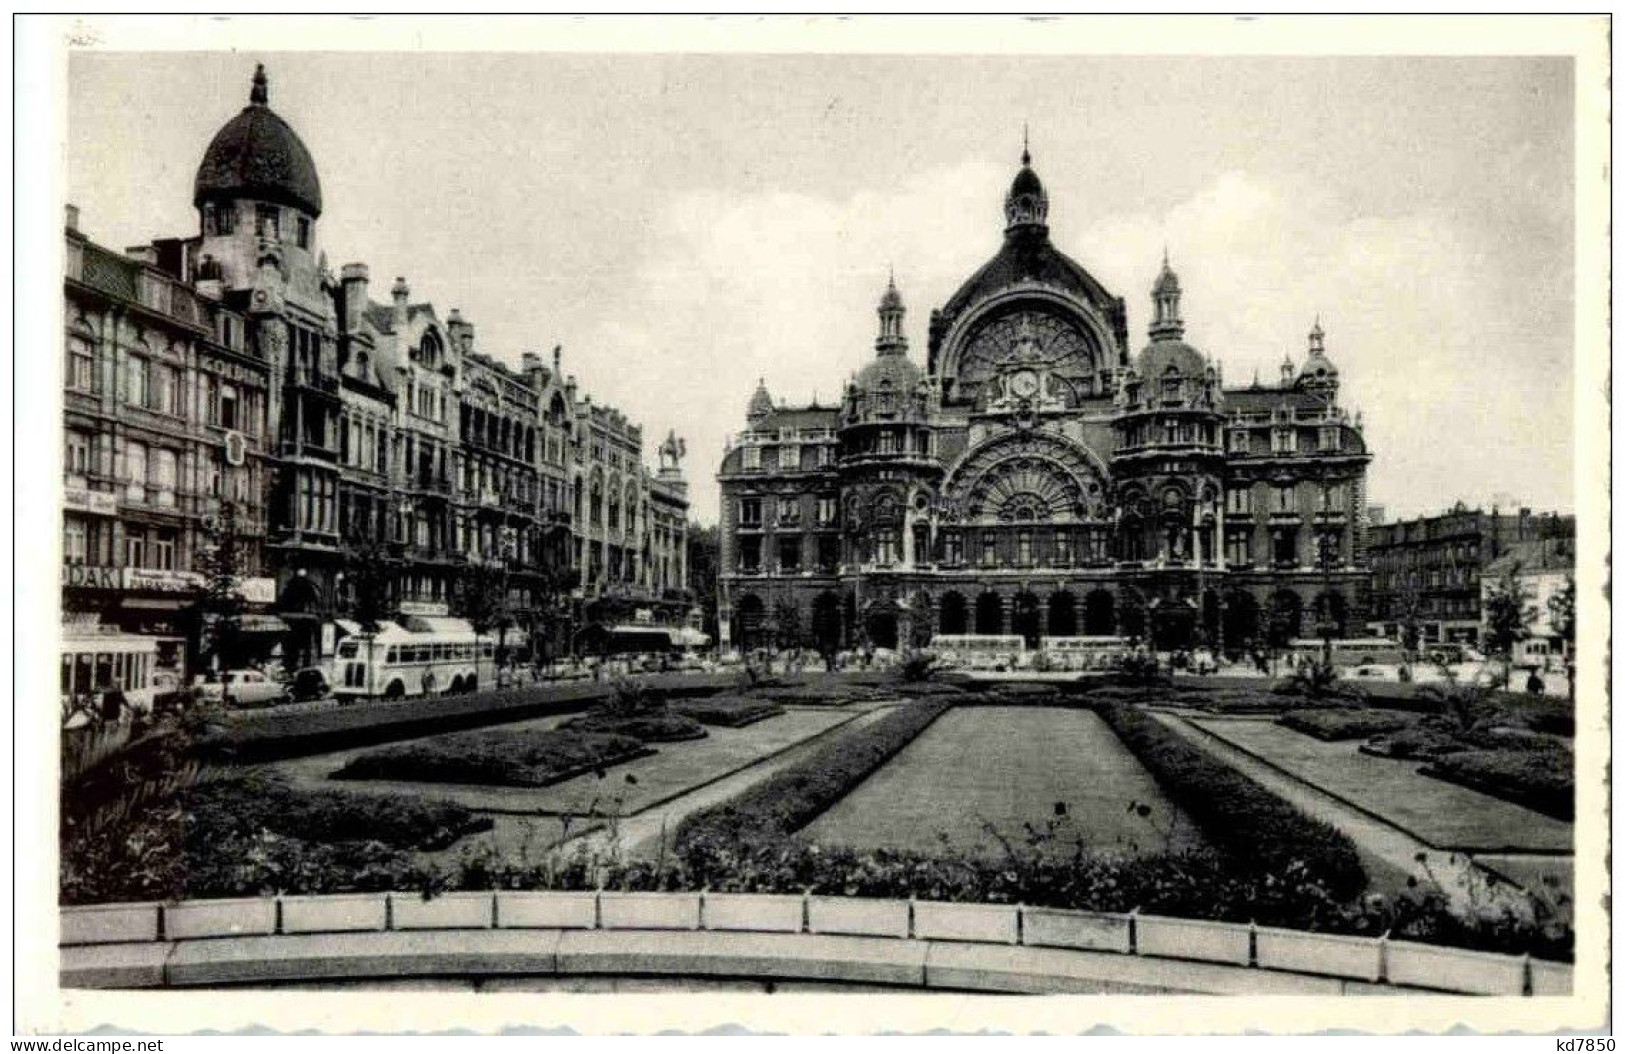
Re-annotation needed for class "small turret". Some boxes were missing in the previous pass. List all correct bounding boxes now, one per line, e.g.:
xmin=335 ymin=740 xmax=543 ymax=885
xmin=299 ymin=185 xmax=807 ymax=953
xmin=746 ymin=377 xmax=774 ymax=422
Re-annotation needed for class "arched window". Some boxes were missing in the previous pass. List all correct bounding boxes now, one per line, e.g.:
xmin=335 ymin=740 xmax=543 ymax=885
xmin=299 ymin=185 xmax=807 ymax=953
xmin=419 ymin=332 xmax=442 ymax=368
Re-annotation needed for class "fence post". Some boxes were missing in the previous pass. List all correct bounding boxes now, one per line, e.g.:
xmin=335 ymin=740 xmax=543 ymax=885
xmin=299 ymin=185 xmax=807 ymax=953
xmin=593 ymin=888 xmax=603 ymax=930
xmin=907 ymin=898 xmax=917 ymax=940
xmin=1016 ymin=904 xmax=1026 ymax=946
xmin=1128 ymin=907 xmax=1140 ymax=956
xmin=1377 ymin=930 xmax=1390 ymax=984
xmin=800 ymin=889 xmax=811 ymax=934
xmin=698 ymin=888 xmax=708 ymax=931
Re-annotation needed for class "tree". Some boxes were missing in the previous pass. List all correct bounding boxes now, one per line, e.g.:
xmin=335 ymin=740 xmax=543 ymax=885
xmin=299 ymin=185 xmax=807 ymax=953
xmin=1395 ymin=584 xmax=1425 ymax=657
xmin=194 ymin=501 xmax=248 ymax=703
xmin=343 ymin=532 xmax=397 ymax=695
xmin=1481 ymin=568 xmax=1534 ymax=661
xmin=1548 ymin=574 xmax=1576 ymax=697
xmin=686 ymin=523 xmax=720 ymax=644
xmin=457 ymin=558 xmax=511 ymax=689
xmin=770 ymin=599 xmax=801 ymax=651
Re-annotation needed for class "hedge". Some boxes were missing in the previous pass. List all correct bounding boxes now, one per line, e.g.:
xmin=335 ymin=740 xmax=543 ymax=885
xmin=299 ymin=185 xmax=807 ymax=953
xmin=1096 ymin=703 xmax=1368 ymax=900
xmin=1278 ymin=708 xmax=1420 ymax=741
xmin=671 ymin=697 xmax=786 ymax=727
xmin=675 ymin=698 xmax=954 ymax=846
xmin=331 ymin=727 xmax=652 ymax=788
xmin=1424 ymin=748 xmax=1574 ymax=820
xmin=562 ymin=711 xmax=709 ymax=742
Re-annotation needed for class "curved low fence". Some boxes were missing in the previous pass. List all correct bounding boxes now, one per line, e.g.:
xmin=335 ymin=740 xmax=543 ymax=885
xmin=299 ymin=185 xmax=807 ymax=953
xmin=61 ymin=893 xmax=1571 ymax=996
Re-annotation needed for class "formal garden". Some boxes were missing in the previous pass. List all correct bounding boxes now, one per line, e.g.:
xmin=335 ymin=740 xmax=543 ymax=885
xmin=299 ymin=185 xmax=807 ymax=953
xmin=59 ymin=660 xmax=1576 ymax=963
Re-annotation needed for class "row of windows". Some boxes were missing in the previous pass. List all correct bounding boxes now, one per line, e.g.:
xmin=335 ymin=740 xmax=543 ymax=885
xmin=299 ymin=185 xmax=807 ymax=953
xmin=739 ymin=443 xmax=838 ymax=472
xmin=202 ymin=202 xmax=312 ymax=250
xmin=1225 ymin=483 xmax=1348 ymax=516
xmin=736 ymin=496 xmax=839 ymax=528
xmin=460 ymin=404 xmax=537 ymax=462
xmin=1373 ymin=568 xmax=1481 ymax=591
xmin=63 ymin=518 xmax=179 ymax=571
xmin=1226 ymin=425 xmax=1344 ymax=455
xmin=68 ymin=338 xmax=265 ymax=436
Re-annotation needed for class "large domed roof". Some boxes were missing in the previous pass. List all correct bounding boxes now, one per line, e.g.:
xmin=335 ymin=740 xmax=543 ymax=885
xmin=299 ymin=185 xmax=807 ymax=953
xmin=1135 ymin=338 xmax=1208 ymax=380
xmin=940 ymin=230 xmax=1116 ymax=322
xmin=854 ymin=352 xmax=924 ymax=392
xmin=194 ymin=65 xmax=323 ymax=218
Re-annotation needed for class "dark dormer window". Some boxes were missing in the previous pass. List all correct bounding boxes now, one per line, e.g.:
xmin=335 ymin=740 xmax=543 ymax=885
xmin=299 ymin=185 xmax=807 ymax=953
xmin=1161 ymin=367 xmax=1182 ymax=403
xmin=255 ymin=205 xmax=279 ymax=240
xmin=296 ymin=217 xmax=311 ymax=250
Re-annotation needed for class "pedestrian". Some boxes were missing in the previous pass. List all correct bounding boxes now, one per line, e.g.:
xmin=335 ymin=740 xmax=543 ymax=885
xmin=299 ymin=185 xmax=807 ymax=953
xmin=1526 ymin=670 xmax=1545 ymax=696
xmin=97 ymin=679 xmax=127 ymax=723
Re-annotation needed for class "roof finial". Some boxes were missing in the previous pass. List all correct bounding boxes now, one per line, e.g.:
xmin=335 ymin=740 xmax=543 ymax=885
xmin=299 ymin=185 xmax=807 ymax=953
xmin=1162 ymin=244 xmax=1170 ymax=269
xmin=1021 ymin=123 xmax=1031 ymax=167
xmin=250 ymin=63 xmax=268 ymax=106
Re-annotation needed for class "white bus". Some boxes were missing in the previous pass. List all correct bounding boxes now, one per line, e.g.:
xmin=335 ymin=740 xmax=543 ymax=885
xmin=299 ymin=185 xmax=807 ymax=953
xmin=929 ymin=634 xmax=1026 ymax=671
xmin=1287 ymin=637 xmax=1406 ymax=669
xmin=332 ymin=619 xmax=496 ymax=700
xmin=1040 ymin=636 xmax=1131 ymax=670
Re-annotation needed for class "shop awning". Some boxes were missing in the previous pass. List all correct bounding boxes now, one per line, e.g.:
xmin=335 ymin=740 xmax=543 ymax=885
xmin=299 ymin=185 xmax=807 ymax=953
xmin=237 ymin=614 xmax=290 ymax=636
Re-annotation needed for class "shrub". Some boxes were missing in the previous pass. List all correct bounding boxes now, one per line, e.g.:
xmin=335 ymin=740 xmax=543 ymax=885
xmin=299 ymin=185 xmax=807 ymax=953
xmin=564 ymin=711 xmax=708 ymax=742
xmin=1424 ymin=748 xmax=1574 ymax=820
xmin=1360 ymin=725 xmax=1472 ymax=761
xmin=1279 ymin=708 xmax=1419 ymax=741
xmin=676 ymin=698 xmax=953 ymax=848
xmin=897 ymin=652 xmax=938 ymax=683
xmin=671 ymin=696 xmax=786 ymax=727
xmin=331 ymin=727 xmax=649 ymax=787
xmin=186 ymin=773 xmax=492 ymax=851
xmin=1272 ymin=659 xmax=1369 ymax=702
xmin=1095 ymin=703 xmax=1367 ymax=901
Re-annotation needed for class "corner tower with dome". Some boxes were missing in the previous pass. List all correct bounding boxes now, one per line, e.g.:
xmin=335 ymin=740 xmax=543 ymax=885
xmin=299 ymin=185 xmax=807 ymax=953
xmin=717 ymin=148 xmax=1373 ymax=656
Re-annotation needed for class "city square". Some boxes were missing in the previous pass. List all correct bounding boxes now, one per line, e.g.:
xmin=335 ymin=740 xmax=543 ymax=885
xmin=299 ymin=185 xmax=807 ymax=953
xmin=40 ymin=36 xmax=1598 ymax=1016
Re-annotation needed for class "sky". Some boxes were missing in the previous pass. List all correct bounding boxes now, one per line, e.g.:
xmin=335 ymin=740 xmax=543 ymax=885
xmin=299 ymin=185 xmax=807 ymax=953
xmin=64 ymin=50 xmax=1577 ymax=527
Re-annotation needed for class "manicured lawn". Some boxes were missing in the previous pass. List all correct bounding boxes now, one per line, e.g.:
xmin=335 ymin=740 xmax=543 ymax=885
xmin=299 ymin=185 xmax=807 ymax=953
xmin=1190 ymin=717 xmax=1573 ymax=853
xmin=800 ymin=707 xmax=1205 ymax=860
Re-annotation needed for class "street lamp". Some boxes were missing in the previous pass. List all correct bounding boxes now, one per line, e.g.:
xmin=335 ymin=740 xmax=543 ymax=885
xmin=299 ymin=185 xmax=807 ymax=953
xmin=1315 ymin=471 xmax=1338 ymax=668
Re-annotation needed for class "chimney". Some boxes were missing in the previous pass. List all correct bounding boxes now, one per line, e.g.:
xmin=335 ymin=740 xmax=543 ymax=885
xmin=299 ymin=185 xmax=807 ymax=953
xmin=340 ymin=263 xmax=369 ymax=333
xmin=446 ymin=308 xmax=474 ymax=356
xmin=391 ymin=276 xmax=410 ymax=331
xmin=521 ymin=351 xmax=544 ymax=382
xmin=566 ymin=374 xmax=578 ymax=403
xmin=125 ymin=244 xmax=158 ymax=267
xmin=64 ymin=204 xmax=79 ymax=232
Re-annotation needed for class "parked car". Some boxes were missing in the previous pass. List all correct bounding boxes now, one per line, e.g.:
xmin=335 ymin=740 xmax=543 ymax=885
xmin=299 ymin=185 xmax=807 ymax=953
xmin=194 ymin=669 xmax=290 ymax=708
xmin=125 ymin=670 xmax=182 ymax=716
xmin=287 ymin=667 xmax=330 ymax=703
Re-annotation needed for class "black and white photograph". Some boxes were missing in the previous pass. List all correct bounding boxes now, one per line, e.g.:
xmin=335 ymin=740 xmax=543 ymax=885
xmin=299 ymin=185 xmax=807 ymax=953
xmin=16 ymin=13 xmax=1610 ymax=1037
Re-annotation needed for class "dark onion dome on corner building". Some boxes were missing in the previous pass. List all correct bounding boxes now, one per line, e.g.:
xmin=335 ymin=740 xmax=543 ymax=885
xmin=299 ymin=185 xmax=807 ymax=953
xmin=194 ymin=64 xmax=323 ymax=218
xmin=935 ymin=148 xmax=1121 ymax=326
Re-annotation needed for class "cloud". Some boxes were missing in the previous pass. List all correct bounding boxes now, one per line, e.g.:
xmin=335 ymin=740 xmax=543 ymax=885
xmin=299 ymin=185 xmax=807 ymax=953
xmin=582 ymin=166 xmax=1572 ymax=525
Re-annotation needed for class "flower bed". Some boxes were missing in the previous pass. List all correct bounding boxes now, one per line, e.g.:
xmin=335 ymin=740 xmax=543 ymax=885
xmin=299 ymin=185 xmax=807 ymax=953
xmin=670 ymin=696 xmax=786 ymax=728
xmin=1423 ymin=748 xmax=1574 ymax=821
xmin=1278 ymin=707 xmax=1420 ymax=741
xmin=561 ymin=711 xmax=709 ymax=742
xmin=1095 ymin=703 xmax=1368 ymax=901
xmin=330 ymin=727 xmax=652 ymax=788
xmin=188 ymin=773 xmax=492 ymax=851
